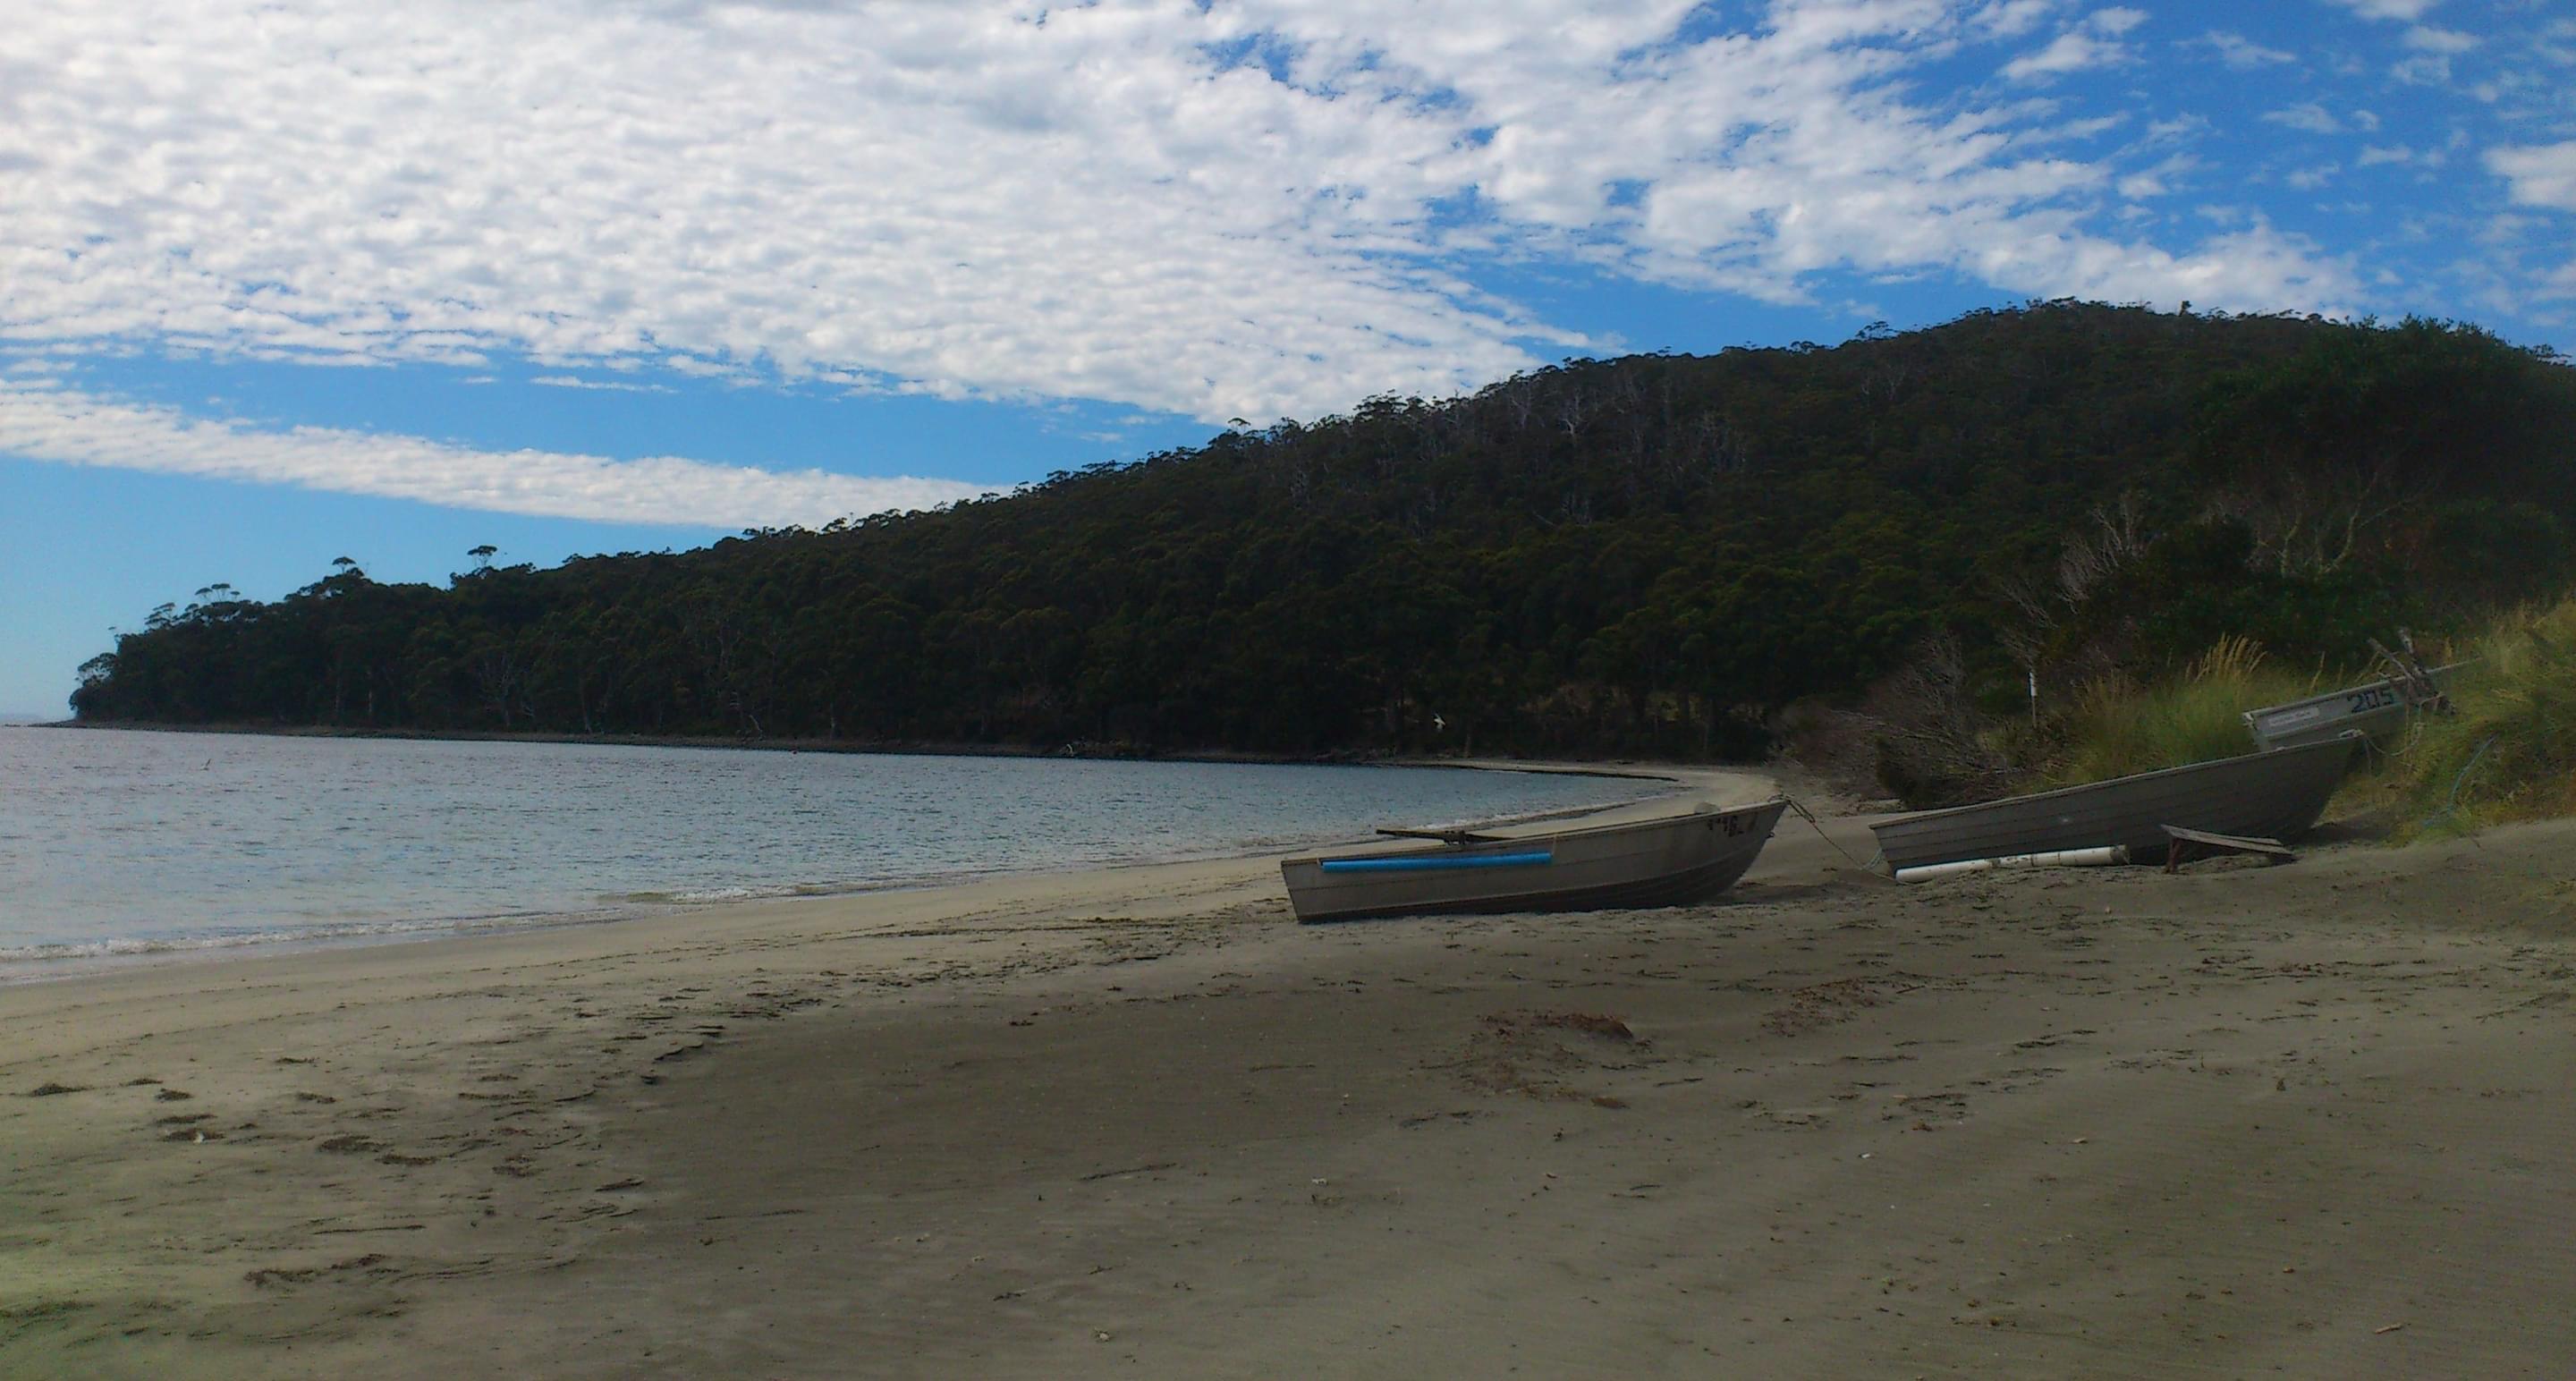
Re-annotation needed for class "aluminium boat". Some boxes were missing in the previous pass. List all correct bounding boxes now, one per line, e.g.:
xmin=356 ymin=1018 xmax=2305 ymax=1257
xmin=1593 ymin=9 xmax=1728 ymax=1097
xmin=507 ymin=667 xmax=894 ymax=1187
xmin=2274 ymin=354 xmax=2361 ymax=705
xmin=1868 ymin=735 xmax=2359 ymax=874
xmin=2243 ymin=665 xmax=2456 ymax=750
xmin=1280 ymin=798 xmax=1789 ymax=923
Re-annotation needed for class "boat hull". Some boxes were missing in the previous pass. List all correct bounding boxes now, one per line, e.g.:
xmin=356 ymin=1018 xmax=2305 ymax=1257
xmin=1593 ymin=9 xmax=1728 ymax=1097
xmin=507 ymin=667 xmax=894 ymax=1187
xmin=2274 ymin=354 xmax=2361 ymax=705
xmin=1868 ymin=737 xmax=2358 ymax=873
xmin=1281 ymin=799 xmax=1788 ymax=924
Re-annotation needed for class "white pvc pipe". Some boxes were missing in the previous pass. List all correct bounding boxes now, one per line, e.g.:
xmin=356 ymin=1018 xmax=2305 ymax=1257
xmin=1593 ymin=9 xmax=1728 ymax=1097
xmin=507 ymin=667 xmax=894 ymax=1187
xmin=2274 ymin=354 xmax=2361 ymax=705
xmin=1894 ymin=845 xmax=2130 ymax=883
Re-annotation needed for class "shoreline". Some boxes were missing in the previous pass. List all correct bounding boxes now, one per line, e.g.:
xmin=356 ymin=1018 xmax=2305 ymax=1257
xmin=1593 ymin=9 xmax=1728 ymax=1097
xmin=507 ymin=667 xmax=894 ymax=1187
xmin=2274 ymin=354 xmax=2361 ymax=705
xmin=30 ymin=716 xmax=1333 ymax=765
xmin=2 ymin=742 xmax=1753 ymax=987
xmin=12 ymin=793 xmax=2572 ymax=1375
xmin=32 ymin=716 xmax=1756 ymax=781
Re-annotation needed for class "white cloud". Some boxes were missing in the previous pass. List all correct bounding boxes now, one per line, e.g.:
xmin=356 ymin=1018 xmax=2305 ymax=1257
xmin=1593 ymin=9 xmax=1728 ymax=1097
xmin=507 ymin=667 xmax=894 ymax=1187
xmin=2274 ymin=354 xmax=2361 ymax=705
xmin=2003 ymin=30 xmax=2116 ymax=80
xmin=2117 ymin=154 xmax=2199 ymax=199
xmin=531 ymin=375 xmax=675 ymax=394
xmin=2403 ymin=26 xmax=2478 ymax=55
xmin=1973 ymin=1 xmax=2061 ymax=40
xmin=2489 ymin=142 xmax=2576 ymax=211
xmin=2544 ymin=20 xmax=2576 ymax=68
xmin=2359 ymin=143 xmax=2446 ymax=168
xmin=2318 ymin=0 xmax=2441 ymax=21
xmin=0 ymin=377 xmax=988 ymax=526
xmin=2202 ymin=31 xmax=2297 ymax=69
xmin=2392 ymin=23 xmax=2476 ymax=86
xmin=2003 ymin=7 xmax=2148 ymax=81
xmin=2265 ymin=103 xmax=2349 ymax=134
xmin=0 ymin=0 xmax=2355 ymax=428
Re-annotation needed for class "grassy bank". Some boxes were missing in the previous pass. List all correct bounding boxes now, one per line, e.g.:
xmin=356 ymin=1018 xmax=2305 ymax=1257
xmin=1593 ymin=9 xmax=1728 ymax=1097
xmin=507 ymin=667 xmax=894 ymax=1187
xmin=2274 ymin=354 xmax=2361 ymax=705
xmin=2032 ymin=595 xmax=2576 ymax=838
xmin=2041 ymin=636 xmax=2319 ymax=787
xmin=2379 ymin=598 xmax=2576 ymax=837
xmin=1852 ymin=634 xmax=2341 ymax=808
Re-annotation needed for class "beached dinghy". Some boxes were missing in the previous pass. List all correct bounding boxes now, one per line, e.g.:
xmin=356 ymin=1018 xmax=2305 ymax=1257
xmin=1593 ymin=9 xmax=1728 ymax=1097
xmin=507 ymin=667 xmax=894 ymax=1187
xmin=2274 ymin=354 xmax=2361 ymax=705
xmin=1280 ymin=798 xmax=1788 ymax=923
xmin=1868 ymin=735 xmax=2359 ymax=874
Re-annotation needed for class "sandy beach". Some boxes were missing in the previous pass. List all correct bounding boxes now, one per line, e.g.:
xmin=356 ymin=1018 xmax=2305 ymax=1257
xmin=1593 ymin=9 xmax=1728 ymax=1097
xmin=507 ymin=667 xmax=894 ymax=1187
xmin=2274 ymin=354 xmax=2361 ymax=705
xmin=6 ymin=771 xmax=2576 ymax=1378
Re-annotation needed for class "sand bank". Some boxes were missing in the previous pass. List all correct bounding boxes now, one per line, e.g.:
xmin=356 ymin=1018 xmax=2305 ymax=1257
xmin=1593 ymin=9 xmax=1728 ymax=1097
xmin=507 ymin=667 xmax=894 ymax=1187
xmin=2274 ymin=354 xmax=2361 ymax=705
xmin=5 ymin=781 xmax=2575 ymax=1377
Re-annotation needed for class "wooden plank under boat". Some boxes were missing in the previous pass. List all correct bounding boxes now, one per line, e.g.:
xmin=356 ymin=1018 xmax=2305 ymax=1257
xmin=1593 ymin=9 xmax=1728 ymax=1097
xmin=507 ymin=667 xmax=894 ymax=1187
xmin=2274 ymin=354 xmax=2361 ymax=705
xmin=2244 ymin=665 xmax=2457 ymax=750
xmin=1280 ymin=798 xmax=1789 ymax=924
xmin=1868 ymin=736 xmax=2359 ymax=873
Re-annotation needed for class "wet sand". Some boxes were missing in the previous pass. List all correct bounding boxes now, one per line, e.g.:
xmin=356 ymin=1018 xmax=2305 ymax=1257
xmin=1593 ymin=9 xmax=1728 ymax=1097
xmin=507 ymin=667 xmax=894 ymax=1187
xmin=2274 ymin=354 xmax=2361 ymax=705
xmin=5 ymin=782 xmax=2575 ymax=1377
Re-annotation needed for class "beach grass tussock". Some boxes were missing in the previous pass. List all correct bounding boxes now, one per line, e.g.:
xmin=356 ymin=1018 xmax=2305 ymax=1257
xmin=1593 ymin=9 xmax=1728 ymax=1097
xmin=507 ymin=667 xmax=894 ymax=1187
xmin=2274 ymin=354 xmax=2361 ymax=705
xmin=2046 ymin=635 xmax=2317 ymax=786
xmin=2386 ymin=597 xmax=2576 ymax=837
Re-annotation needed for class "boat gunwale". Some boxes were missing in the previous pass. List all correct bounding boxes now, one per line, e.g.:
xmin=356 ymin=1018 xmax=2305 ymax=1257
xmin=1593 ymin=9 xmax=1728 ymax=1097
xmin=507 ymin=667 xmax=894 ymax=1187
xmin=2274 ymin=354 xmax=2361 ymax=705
xmin=1288 ymin=847 xmax=1773 ymax=922
xmin=2241 ymin=664 xmax=2462 ymax=727
xmin=1284 ymin=795 xmax=1789 ymax=866
xmin=1870 ymin=738 xmax=2357 ymax=832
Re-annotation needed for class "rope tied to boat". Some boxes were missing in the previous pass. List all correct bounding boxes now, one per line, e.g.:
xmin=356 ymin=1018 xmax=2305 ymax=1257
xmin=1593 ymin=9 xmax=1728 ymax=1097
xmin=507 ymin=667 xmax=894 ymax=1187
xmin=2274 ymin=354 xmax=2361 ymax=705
xmin=1784 ymin=795 xmax=1875 ymax=872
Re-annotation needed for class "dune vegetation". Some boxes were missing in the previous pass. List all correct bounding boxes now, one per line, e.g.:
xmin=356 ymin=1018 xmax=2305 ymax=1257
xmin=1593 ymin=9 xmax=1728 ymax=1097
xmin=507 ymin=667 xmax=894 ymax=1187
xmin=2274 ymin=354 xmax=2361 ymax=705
xmin=2040 ymin=636 xmax=2319 ymax=787
xmin=2017 ymin=593 xmax=2576 ymax=840
xmin=2374 ymin=597 xmax=2576 ymax=837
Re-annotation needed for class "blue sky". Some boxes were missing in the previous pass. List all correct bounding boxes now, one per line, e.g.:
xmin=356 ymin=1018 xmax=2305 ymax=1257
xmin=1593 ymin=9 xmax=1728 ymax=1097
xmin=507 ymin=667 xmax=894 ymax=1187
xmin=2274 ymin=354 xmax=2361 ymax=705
xmin=4 ymin=0 xmax=2572 ymax=714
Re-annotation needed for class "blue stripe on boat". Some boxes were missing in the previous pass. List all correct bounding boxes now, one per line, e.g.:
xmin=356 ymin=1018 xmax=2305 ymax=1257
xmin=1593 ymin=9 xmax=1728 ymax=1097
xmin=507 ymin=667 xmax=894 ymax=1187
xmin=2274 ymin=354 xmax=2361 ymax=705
xmin=1318 ymin=851 xmax=1554 ymax=873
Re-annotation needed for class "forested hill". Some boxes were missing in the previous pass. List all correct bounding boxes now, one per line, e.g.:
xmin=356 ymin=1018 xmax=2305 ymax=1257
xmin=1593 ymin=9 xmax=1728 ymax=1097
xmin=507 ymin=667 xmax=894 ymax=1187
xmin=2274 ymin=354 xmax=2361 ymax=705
xmin=69 ymin=303 xmax=2576 ymax=760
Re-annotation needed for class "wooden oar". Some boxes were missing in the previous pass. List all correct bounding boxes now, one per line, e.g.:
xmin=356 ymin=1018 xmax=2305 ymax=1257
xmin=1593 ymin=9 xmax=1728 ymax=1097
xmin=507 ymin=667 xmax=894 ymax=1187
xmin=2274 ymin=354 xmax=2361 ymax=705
xmin=1376 ymin=826 xmax=1505 ymax=844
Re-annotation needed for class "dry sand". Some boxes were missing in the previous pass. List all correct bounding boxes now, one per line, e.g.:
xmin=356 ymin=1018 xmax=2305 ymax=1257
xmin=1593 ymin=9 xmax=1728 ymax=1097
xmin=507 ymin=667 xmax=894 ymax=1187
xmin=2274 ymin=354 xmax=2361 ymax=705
xmin=5 ymin=775 xmax=2576 ymax=1377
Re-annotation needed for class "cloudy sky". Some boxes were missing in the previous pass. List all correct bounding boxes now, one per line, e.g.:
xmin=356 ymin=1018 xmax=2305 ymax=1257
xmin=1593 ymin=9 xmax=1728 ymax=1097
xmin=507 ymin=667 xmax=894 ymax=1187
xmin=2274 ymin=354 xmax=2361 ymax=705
xmin=4 ymin=0 xmax=2572 ymax=711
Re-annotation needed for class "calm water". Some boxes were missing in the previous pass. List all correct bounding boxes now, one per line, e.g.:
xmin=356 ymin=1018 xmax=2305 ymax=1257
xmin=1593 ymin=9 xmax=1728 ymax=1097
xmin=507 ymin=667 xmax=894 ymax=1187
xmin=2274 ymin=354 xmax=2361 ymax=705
xmin=0 ymin=728 xmax=1652 ymax=972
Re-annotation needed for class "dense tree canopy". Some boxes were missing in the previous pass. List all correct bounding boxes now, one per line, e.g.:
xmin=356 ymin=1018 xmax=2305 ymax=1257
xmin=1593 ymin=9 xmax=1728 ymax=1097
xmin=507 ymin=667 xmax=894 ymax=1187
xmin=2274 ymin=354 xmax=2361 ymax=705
xmin=70 ymin=303 xmax=2576 ymax=760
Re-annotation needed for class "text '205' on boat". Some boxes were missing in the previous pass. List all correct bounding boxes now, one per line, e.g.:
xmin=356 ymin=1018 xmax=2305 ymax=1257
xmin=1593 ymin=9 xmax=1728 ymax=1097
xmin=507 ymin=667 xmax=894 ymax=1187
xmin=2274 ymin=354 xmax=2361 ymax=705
xmin=1279 ymin=798 xmax=1790 ymax=924
xmin=1867 ymin=734 xmax=2360 ymax=875
xmin=2242 ymin=665 xmax=2457 ymax=751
